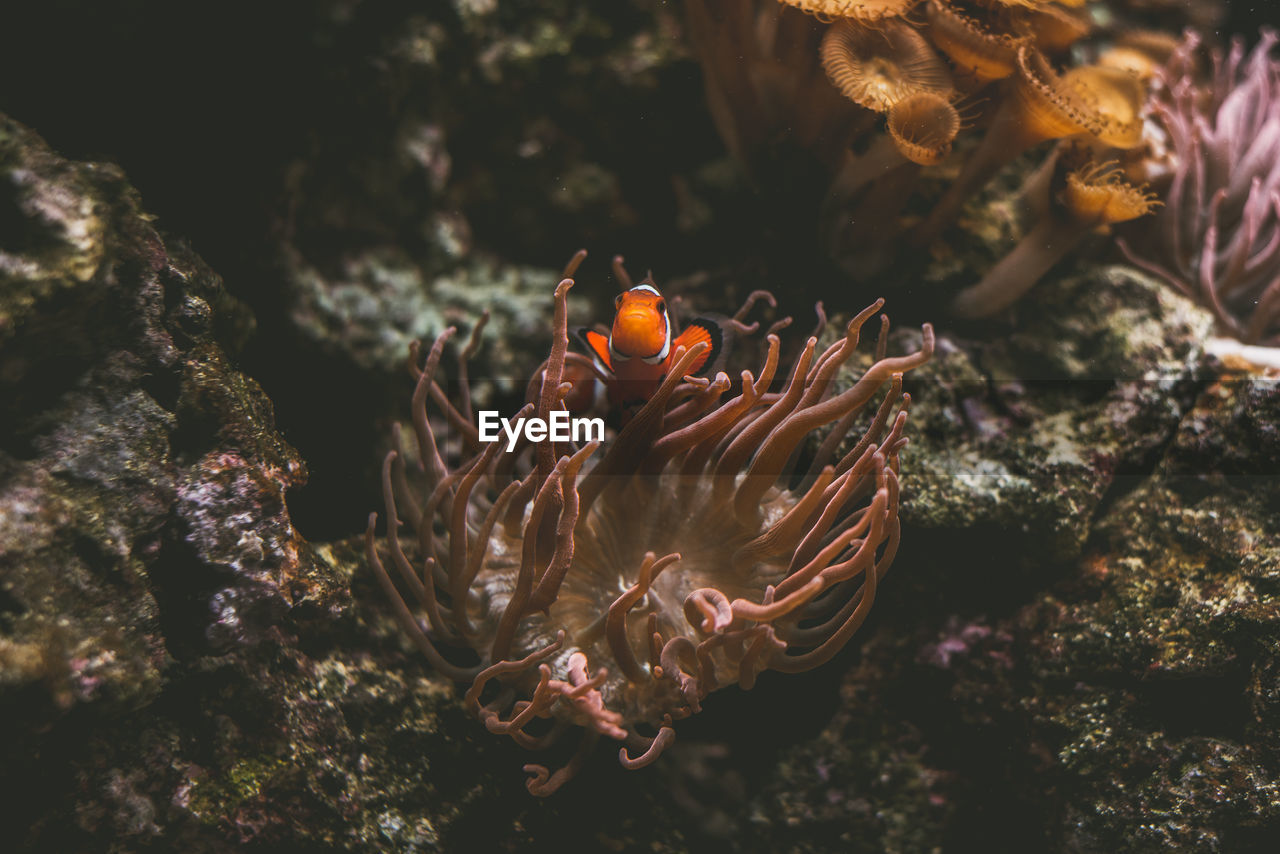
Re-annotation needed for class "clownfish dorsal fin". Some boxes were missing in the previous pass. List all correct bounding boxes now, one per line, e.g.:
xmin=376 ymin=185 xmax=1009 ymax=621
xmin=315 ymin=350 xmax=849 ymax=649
xmin=671 ymin=318 xmax=722 ymax=377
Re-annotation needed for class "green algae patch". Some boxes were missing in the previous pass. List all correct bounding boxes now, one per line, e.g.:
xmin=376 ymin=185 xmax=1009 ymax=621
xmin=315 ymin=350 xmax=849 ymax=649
xmin=897 ymin=265 xmax=1212 ymax=563
xmin=187 ymin=757 xmax=291 ymax=822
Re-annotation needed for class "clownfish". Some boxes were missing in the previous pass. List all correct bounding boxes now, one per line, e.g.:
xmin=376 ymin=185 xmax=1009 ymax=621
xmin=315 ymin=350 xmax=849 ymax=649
xmin=577 ymin=281 xmax=723 ymax=416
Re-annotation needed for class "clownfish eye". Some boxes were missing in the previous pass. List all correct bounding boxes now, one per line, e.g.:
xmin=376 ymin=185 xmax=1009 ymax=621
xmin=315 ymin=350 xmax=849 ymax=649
xmin=656 ymin=298 xmax=666 ymax=315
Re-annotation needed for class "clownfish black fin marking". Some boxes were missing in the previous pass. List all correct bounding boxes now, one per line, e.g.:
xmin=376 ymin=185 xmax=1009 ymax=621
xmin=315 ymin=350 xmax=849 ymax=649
xmin=673 ymin=318 xmax=722 ymax=377
xmin=577 ymin=328 xmax=613 ymax=373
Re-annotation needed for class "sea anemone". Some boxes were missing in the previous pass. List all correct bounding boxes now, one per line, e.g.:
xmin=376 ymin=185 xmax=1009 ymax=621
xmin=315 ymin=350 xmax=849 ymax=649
xmin=1119 ymin=29 xmax=1280 ymax=346
xmin=366 ymin=260 xmax=934 ymax=794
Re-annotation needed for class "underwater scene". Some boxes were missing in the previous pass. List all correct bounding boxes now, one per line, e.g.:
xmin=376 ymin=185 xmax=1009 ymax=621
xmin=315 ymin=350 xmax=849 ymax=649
xmin=1 ymin=0 xmax=1278 ymax=851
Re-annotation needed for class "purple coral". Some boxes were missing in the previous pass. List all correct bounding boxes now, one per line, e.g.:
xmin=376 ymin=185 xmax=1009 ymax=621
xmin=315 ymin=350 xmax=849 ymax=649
xmin=1121 ymin=30 xmax=1280 ymax=346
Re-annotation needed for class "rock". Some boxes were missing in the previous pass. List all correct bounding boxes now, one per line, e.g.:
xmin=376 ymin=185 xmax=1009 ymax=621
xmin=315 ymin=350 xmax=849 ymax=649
xmin=0 ymin=113 xmax=342 ymax=765
xmin=900 ymin=264 xmax=1213 ymax=562
xmin=743 ymin=335 xmax=1280 ymax=852
xmin=1023 ymin=368 xmax=1280 ymax=850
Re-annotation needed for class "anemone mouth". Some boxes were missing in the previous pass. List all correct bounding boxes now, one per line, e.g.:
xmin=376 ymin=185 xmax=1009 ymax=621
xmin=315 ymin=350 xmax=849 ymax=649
xmin=779 ymin=0 xmax=921 ymax=23
xmin=822 ymin=18 xmax=953 ymax=112
xmin=887 ymin=91 xmax=961 ymax=164
xmin=925 ymin=0 xmax=1025 ymax=83
xmin=1062 ymin=157 xmax=1160 ymax=224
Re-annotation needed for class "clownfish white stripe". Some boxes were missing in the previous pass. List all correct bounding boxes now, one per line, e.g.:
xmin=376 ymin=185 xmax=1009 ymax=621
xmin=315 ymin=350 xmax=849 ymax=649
xmin=575 ymin=275 xmax=722 ymax=419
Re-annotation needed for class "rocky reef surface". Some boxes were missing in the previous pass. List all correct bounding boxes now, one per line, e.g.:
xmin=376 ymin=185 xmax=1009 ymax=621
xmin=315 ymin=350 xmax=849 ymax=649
xmin=2 ymin=2 xmax=1278 ymax=852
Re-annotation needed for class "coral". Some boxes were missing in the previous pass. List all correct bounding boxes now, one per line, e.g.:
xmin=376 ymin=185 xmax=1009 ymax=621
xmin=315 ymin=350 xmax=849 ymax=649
xmin=685 ymin=0 xmax=1154 ymax=309
xmin=741 ymin=267 xmax=1267 ymax=854
xmin=1120 ymin=29 xmax=1280 ymax=346
xmin=1020 ymin=369 xmax=1280 ymax=850
xmin=285 ymin=246 xmax=564 ymax=380
xmin=0 ymin=112 xmax=337 ymax=713
xmin=898 ymin=263 xmax=1212 ymax=558
xmin=367 ymin=263 xmax=933 ymax=794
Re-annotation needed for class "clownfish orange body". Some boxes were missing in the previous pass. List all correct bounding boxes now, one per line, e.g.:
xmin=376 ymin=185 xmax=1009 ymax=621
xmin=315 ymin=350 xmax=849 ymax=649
xmin=578 ymin=281 xmax=722 ymax=415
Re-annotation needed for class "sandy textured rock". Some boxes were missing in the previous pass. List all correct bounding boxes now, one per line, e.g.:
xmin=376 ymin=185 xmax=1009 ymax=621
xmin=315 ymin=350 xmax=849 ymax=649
xmin=0 ymin=114 xmax=343 ymax=843
xmin=900 ymin=264 xmax=1213 ymax=560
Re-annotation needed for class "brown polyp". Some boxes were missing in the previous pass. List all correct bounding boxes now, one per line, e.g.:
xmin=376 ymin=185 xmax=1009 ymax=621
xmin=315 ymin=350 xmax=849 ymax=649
xmin=911 ymin=44 xmax=1101 ymax=248
xmin=1062 ymin=159 xmax=1160 ymax=225
xmin=950 ymin=150 xmax=1158 ymax=317
xmin=822 ymin=17 xmax=953 ymax=112
xmin=685 ymin=0 xmax=863 ymax=171
xmin=1011 ymin=45 xmax=1102 ymax=140
xmin=1060 ymin=65 xmax=1146 ymax=149
xmin=779 ymin=0 xmax=920 ymax=23
xmin=1009 ymin=3 xmax=1092 ymax=54
xmin=887 ymin=91 xmax=962 ymax=164
xmin=925 ymin=0 xmax=1024 ymax=84
xmin=1098 ymin=45 xmax=1169 ymax=82
xmin=1098 ymin=31 xmax=1182 ymax=81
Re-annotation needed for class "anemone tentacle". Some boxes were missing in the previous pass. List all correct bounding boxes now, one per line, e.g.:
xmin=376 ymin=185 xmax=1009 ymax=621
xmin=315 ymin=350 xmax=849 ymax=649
xmin=368 ymin=253 xmax=932 ymax=794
